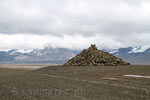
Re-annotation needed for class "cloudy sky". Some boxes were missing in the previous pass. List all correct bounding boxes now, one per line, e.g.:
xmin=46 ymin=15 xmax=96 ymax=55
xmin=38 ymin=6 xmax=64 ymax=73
xmin=0 ymin=0 xmax=150 ymax=50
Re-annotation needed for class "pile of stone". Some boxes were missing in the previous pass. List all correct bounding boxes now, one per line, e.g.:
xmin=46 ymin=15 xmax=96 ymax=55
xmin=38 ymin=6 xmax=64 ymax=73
xmin=64 ymin=44 xmax=130 ymax=66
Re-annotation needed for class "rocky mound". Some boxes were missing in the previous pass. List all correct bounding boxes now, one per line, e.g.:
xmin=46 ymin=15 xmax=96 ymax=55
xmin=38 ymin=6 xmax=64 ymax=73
xmin=64 ymin=44 xmax=130 ymax=66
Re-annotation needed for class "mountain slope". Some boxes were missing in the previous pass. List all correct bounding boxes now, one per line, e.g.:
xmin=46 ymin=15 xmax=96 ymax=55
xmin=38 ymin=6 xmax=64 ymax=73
xmin=109 ymin=46 xmax=150 ymax=65
xmin=0 ymin=46 xmax=76 ymax=64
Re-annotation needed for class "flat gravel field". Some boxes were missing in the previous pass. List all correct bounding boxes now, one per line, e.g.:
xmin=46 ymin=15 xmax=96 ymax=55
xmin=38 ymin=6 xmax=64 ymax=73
xmin=0 ymin=65 xmax=150 ymax=100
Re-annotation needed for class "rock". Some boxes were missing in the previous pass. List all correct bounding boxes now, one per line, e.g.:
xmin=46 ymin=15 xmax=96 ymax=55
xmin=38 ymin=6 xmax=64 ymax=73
xmin=64 ymin=44 xmax=130 ymax=66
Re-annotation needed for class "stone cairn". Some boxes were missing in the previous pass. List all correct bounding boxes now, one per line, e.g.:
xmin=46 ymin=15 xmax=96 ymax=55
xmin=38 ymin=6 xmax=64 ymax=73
xmin=64 ymin=44 xmax=130 ymax=66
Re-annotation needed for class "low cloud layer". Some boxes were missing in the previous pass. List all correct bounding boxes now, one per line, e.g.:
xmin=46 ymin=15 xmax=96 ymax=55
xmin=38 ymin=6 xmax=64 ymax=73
xmin=0 ymin=0 xmax=150 ymax=49
xmin=0 ymin=33 xmax=149 ymax=50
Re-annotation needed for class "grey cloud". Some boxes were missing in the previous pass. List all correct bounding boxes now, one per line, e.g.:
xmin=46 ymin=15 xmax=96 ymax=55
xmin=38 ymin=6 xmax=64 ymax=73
xmin=0 ymin=0 xmax=150 ymax=35
xmin=0 ymin=0 xmax=150 ymax=49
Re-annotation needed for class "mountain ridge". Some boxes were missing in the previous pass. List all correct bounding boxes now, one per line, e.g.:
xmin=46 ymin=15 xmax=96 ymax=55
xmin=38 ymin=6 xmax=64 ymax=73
xmin=0 ymin=46 xmax=150 ymax=64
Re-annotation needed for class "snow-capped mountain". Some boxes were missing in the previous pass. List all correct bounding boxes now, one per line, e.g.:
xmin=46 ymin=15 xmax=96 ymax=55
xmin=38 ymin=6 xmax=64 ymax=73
xmin=0 ymin=46 xmax=76 ymax=64
xmin=108 ymin=46 xmax=150 ymax=65
xmin=0 ymin=46 xmax=150 ymax=64
xmin=10 ymin=49 xmax=33 ymax=55
xmin=109 ymin=46 xmax=150 ymax=54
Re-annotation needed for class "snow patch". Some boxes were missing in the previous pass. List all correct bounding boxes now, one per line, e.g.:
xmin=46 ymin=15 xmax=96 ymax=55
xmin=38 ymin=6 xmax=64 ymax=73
xmin=102 ymin=78 xmax=117 ymax=80
xmin=0 ymin=49 xmax=11 ymax=52
xmin=128 ymin=46 xmax=150 ymax=53
xmin=11 ymin=49 xmax=33 ymax=54
xmin=109 ymin=50 xmax=118 ymax=54
xmin=124 ymin=75 xmax=150 ymax=79
xmin=37 ymin=52 xmax=43 ymax=56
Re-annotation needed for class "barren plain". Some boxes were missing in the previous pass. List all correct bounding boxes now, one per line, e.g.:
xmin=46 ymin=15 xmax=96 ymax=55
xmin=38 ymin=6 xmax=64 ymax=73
xmin=0 ymin=65 xmax=150 ymax=100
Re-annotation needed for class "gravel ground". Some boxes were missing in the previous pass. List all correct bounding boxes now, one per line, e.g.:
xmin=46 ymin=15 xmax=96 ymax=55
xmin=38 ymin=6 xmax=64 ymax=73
xmin=0 ymin=65 xmax=150 ymax=100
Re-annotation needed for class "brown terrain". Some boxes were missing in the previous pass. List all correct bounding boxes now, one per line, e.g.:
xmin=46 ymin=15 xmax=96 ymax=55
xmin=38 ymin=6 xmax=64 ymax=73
xmin=0 ymin=65 xmax=150 ymax=100
xmin=64 ymin=44 xmax=129 ymax=66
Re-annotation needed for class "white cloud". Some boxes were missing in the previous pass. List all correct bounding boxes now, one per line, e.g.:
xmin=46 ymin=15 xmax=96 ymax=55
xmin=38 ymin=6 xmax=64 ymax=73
xmin=0 ymin=0 xmax=150 ymax=49
xmin=0 ymin=33 xmax=149 ymax=50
